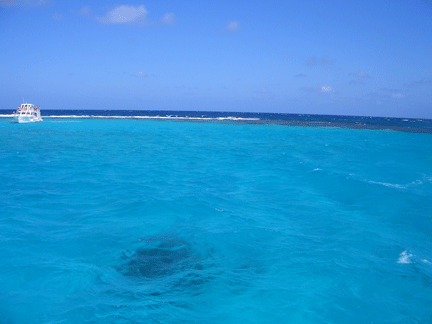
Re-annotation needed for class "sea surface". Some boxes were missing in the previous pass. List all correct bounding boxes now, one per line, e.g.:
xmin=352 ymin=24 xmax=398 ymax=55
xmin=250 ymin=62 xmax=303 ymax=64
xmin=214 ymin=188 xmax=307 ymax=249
xmin=1 ymin=111 xmax=431 ymax=323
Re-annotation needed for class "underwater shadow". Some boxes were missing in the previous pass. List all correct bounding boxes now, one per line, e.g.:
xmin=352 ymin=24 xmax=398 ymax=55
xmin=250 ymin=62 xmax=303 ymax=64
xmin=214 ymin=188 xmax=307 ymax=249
xmin=116 ymin=235 xmax=218 ymax=293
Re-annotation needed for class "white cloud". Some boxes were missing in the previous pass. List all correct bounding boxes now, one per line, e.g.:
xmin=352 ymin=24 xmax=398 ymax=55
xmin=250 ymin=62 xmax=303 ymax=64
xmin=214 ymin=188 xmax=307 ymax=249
xmin=320 ymin=56 xmax=333 ymax=65
xmin=252 ymin=88 xmax=286 ymax=101
xmin=305 ymin=57 xmax=318 ymax=66
xmin=95 ymin=5 xmax=175 ymax=27
xmin=379 ymin=88 xmax=402 ymax=93
xmin=392 ymin=93 xmax=404 ymax=99
xmin=253 ymin=88 xmax=271 ymax=99
xmin=302 ymin=85 xmax=337 ymax=94
xmin=133 ymin=71 xmax=147 ymax=77
xmin=305 ymin=56 xmax=334 ymax=66
xmin=225 ymin=21 xmax=240 ymax=33
xmin=349 ymin=70 xmax=370 ymax=78
xmin=52 ymin=12 xmax=64 ymax=20
xmin=254 ymin=88 xmax=269 ymax=94
xmin=161 ymin=13 xmax=175 ymax=25
xmin=320 ymin=86 xmax=335 ymax=93
xmin=377 ymin=88 xmax=405 ymax=99
xmin=97 ymin=5 xmax=148 ymax=25
xmin=0 ymin=0 xmax=50 ymax=7
xmin=70 ymin=5 xmax=91 ymax=17
xmin=404 ymin=77 xmax=432 ymax=87
xmin=305 ymin=56 xmax=318 ymax=66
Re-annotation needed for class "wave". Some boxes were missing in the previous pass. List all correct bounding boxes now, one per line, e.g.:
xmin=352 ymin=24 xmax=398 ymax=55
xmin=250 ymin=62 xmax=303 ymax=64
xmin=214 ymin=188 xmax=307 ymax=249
xmin=366 ymin=179 xmax=424 ymax=190
xmin=0 ymin=114 xmax=259 ymax=121
xmin=397 ymin=250 xmax=413 ymax=264
xmin=46 ymin=115 xmax=261 ymax=121
xmin=398 ymin=250 xmax=432 ymax=265
xmin=367 ymin=181 xmax=408 ymax=189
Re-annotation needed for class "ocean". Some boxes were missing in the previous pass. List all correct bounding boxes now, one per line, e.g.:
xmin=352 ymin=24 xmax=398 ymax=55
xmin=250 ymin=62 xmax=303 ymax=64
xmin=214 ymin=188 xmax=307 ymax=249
xmin=0 ymin=110 xmax=431 ymax=323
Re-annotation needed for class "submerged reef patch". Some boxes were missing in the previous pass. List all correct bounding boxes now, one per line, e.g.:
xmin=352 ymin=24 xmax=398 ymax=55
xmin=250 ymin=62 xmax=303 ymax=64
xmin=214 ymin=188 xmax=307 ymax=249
xmin=117 ymin=235 xmax=215 ymax=287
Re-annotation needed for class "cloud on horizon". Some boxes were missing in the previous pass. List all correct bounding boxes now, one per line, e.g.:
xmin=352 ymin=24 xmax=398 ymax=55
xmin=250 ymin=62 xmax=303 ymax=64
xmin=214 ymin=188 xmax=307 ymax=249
xmin=320 ymin=86 xmax=336 ymax=93
xmin=349 ymin=70 xmax=370 ymax=78
xmin=225 ymin=21 xmax=240 ymax=33
xmin=161 ymin=13 xmax=175 ymax=25
xmin=70 ymin=6 xmax=91 ymax=17
xmin=392 ymin=93 xmax=405 ymax=99
xmin=368 ymin=88 xmax=406 ymax=101
xmin=52 ymin=12 xmax=64 ymax=20
xmin=302 ymin=85 xmax=337 ymax=94
xmin=349 ymin=80 xmax=364 ymax=85
xmin=305 ymin=56 xmax=334 ymax=66
xmin=0 ymin=0 xmax=50 ymax=7
xmin=252 ymin=88 xmax=287 ymax=101
xmin=96 ymin=5 xmax=148 ymax=25
xmin=379 ymin=88 xmax=402 ymax=93
xmin=95 ymin=5 xmax=175 ymax=27
xmin=404 ymin=77 xmax=432 ymax=87
xmin=133 ymin=71 xmax=147 ymax=77
xmin=253 ymin=88 xmax=271 ymax=99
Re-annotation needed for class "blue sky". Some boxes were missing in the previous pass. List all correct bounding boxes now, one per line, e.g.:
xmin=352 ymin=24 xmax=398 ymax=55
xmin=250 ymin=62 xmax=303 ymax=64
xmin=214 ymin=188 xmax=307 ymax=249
xmin=1 ymin=0 xmax=431 ymax=118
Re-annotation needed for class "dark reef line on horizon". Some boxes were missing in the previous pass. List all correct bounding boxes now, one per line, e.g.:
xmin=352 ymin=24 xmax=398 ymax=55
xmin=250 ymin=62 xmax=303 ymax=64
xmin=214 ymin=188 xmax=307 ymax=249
xmin=225 ymin=118 xmax=432 ymax=133
xmin=1 ymin=109 xmax=431 ymax=133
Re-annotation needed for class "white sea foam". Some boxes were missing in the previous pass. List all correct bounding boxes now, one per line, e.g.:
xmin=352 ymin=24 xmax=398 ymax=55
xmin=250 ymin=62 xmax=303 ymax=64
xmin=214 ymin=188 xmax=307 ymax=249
xmin=397 ymin=250 xmax=412 ymax=264
xmin=48 ymin=115 xmax=91 ymax=118
xmin=367 ymin=180 xmax=406 ymax=189
xmin=1 ymin=114 xmax=258 ymax=121
xmin=398 ymin=251 xmax=432 ymax=265
xmin=367 ymin=179 xmax=424 ymax=190
xmin=313 ymin=168 xmax=322 ymax=171
xmin=44 ymin=115 xmax=260 ymax=121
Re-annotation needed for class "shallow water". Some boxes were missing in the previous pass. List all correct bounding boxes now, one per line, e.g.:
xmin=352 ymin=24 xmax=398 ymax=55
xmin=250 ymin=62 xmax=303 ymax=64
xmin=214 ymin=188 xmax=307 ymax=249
xmin=0 ymin=118 xmax=431 ymax=323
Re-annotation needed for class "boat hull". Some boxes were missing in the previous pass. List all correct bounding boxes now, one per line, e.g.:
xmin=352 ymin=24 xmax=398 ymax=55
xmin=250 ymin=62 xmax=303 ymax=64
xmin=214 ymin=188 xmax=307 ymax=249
xmin=13 ymin=115 xmax=43 ymax=123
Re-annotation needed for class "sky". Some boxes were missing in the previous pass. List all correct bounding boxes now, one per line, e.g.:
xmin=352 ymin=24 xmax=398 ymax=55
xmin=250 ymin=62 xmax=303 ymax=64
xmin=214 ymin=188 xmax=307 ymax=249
xmin=1 ymin=0 xmax=432 ymax=118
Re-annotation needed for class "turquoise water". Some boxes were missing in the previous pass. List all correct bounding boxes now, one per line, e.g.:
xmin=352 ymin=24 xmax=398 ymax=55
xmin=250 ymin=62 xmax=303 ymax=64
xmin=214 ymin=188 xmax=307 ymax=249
xmin=1 ymin=118 xmax=431 ymax=323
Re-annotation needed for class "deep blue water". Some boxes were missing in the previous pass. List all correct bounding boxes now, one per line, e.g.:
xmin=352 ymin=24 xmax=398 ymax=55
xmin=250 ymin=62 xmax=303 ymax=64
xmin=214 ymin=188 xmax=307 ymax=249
xmin=0 ymin=113 xmax=431 ymax=323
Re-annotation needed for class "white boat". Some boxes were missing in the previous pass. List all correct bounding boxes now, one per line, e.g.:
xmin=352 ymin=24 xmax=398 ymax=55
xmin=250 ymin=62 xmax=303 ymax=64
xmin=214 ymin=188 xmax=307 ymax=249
xmin=13 ymin=103 xmax=43 ymax=123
